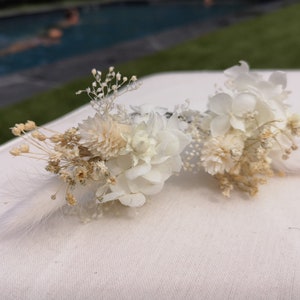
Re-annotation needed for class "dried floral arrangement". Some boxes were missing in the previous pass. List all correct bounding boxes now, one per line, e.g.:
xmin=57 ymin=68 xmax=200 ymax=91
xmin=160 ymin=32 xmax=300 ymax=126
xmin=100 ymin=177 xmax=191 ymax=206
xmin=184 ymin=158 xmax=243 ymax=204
xmin=5 ymin=62 xmax=300 ymax=227
xmin=9 ymin=67 xmax=191 ymax=218
xmin=198 ymin=61 xmax=300 ymax=196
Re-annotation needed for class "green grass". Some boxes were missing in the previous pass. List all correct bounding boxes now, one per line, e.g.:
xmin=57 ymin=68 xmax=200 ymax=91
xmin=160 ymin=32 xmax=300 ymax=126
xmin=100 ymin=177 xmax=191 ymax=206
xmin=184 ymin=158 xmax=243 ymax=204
xmin=2 ymin=3 xmax=300 ymax=144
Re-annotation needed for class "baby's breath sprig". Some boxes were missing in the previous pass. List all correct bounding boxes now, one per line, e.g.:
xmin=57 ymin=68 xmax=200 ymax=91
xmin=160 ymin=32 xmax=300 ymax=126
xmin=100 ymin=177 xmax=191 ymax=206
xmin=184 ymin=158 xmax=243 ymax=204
xmin=76 ymin=66 xmax=141 ymax=114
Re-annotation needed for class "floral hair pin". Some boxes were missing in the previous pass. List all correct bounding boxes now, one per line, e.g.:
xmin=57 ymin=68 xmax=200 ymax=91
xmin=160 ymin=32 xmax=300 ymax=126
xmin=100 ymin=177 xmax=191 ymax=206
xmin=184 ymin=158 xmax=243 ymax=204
xmin=3 ymin=62 xmax=300 ymax=232
xmin=186 ymin=61 xmax=300 ymax=197
xmin=8 ymin=67 xmax=191 ymax=223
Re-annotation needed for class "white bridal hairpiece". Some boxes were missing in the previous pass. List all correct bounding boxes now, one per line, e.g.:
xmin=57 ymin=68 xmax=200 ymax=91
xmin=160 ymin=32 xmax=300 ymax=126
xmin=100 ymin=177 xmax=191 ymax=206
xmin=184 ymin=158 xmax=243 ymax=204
xmin=4 ymin=61 xmax=300 ymax=230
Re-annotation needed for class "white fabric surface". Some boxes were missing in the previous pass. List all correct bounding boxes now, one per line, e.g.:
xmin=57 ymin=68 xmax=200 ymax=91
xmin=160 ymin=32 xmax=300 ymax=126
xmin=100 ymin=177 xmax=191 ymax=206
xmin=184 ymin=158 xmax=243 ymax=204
xmin=1 ymin=71 xmax=300 ymax=299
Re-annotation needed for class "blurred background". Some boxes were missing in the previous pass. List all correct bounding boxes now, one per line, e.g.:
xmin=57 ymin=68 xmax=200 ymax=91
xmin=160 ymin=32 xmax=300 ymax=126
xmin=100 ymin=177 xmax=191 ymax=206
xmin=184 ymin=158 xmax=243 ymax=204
xmin=0 ymin=0 xmax=299 ymax=143
xmin=0 ymin=0 xmax=260 ymax=76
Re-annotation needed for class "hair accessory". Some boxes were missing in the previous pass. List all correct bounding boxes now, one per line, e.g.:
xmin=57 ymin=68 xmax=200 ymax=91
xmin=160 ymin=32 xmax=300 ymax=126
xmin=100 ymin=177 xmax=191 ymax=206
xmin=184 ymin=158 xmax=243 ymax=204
xmin=8 ymin=67 xmax=191 ymax=222
xmin=187 ymin=61 xmax=300 ymax=196
xmin=4 ymin=62 xmax=300 ymax=230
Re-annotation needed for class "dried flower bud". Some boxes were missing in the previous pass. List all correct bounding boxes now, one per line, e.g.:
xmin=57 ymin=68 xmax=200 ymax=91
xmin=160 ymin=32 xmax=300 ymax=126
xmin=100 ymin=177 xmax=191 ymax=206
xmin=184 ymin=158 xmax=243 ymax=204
xmin=24 ymin=120 xmax=36 ymax=131
xmin=285 ymin=148 xmax=291 ymax=155
xmin=11 ymin=123 xmax=25 ymax=136
xmin=31 ymin=130 xmax=46 ymax=141
xmin=10 ymin=148 xmax=21 ymax=156
xmin=11 ymin=127 xmax=22 ymax=136
xmin=287 ymin=114 xmax=300 ymax=136
xmin=291 ymin=144 xmax=298 ymax=151
xmin=50 ymin=134 xmax=63 ymax=143
xmin=20 ymin=144 xmax=29 ymax=153
xmin=66 ymin=193 xmax=76 ymax=206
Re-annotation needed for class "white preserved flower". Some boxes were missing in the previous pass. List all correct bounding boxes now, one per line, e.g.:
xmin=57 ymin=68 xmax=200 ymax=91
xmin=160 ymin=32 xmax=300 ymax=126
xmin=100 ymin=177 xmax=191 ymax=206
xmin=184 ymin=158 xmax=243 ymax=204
xmin=206 ymin=92 xmax=257 ymax=136
xmin=224 ymin=60 xmax=289 ymax=126
xmin=98 ymin=113 xmax=190 ymax=207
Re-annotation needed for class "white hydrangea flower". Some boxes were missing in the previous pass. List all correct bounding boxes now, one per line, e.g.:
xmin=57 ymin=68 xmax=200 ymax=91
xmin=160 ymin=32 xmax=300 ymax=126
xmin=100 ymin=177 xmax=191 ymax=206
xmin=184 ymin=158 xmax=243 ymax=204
xmin=204 ymin=61 xmax=291 ymax=138
xmin=224 ymin=60 xmax=289 ymax=126
xmin=98 ymin=113 xmax=190 ymax=207
xmin=207 ymin=92 xmax=257 ymax=136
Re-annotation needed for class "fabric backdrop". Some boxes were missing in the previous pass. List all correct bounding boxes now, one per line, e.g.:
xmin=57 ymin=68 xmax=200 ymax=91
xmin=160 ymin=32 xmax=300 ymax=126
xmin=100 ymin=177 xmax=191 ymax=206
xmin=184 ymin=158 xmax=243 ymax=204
xmin=1 ymin=71 xmax=300 ymax=299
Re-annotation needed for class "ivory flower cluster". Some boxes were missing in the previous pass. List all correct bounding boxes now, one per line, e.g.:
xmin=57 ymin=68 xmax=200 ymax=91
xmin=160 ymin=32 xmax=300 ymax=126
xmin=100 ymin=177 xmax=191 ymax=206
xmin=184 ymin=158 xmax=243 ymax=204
xmin=9 ymin=62 xmax=300 ymax=218
xmin=10 ymin=67 xmax=190 ymax=212
xmin=198 ymin=61 xmax=300 ymax=196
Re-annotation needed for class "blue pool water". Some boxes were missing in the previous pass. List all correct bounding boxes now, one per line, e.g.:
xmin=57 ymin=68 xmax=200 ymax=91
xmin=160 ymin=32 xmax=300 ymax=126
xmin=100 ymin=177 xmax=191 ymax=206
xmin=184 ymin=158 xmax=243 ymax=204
xmin=0 ymin=1 xmax=246 ymax=76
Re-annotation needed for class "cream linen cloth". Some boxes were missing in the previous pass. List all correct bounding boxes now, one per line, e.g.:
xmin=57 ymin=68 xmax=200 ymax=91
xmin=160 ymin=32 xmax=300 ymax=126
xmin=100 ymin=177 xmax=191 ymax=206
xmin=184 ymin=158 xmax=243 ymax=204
xmin=1 ymin=72 xmax=300 ymax=300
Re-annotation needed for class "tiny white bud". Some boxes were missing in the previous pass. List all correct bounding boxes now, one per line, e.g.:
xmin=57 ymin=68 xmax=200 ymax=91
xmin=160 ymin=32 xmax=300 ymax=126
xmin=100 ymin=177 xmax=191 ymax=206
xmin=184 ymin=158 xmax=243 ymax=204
xmin=91 ymin=68 xmax=97 ymax=76
xmin=109 ymin=66 xmax=114 ymax=73
xmin=131 ymin=75 xmax=137 ymax=82
xmin=116 ymin=72 xmax=121 ymax=81
xmin=123 ymin=77 xmax=128 ymax=82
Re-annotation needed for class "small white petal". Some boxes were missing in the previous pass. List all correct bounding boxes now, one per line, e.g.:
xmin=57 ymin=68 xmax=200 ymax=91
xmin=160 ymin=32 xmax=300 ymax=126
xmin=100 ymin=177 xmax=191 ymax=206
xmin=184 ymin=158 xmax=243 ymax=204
xmin=230 ymin=116 xmax=245 ymax=132
xmin=140 ymin=181 xmax=165 ymax=195
xmin=210 ymin=115 xmax=230 ymax=137
xmin=119 ymin=193 xmax=146 ymax=207
xmin=255 ymin=100 xmax=276 ymax=125
xmin=209 ymin=93 xmax=232 ymax=115
xmin=257 ymin=81 xmax=277 ymax=99
xmin=142 ymin=169 xmax=162 ymax=184
xmin=125 ymin=163 xmax=151 ymax=180
xmin=224 ymin=60 xmax=249 ymax=78
xmin=232 ymin=93 xmax=257 ymax=116
xmin=96 ymin=185 xmax=108 ymax=198
xmin=100 ymin=191 xmax=124 ymax=203
xmin=269 ymin=71 xmax=287 ymax=89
